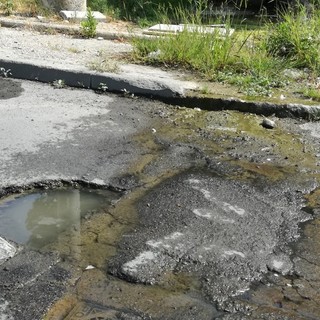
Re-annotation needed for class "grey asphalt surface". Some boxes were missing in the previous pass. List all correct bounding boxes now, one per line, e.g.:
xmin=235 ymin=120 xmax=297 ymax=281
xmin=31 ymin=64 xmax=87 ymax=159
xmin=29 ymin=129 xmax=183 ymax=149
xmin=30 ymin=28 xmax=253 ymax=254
xmin=2 ymin=20 xmax=320 ymax=320
xmin=0 ymin=78 xmax=153 ymax=189
xmin=1 ymin=76 xmax=320 ymax=319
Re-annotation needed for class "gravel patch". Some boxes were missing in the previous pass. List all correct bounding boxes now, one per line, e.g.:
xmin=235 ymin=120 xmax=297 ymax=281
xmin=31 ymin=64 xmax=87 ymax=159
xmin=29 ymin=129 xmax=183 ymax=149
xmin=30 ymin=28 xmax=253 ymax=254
xmin=0 ymin=27 xmax=132 ymax=69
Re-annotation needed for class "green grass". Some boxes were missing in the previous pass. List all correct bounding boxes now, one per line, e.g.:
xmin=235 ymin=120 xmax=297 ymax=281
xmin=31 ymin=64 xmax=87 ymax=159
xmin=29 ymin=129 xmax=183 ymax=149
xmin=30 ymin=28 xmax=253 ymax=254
xmin=130 ymin=1 xmax=320 ymax=97
xmin=301 ymin=87 xmax=320 ymax=101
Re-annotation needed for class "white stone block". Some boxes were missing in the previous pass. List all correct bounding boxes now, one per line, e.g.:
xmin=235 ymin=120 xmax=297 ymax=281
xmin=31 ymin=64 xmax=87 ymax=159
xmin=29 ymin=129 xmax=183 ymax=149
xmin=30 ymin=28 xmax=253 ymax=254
xmin=60 ymin=10 xmax=107 ymax=22
xmin=147 ymin=24 xmax=234 ymax=37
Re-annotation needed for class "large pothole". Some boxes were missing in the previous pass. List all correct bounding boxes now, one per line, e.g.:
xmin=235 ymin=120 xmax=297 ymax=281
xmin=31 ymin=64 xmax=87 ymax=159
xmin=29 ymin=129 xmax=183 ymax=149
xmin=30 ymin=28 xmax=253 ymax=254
xmin=0 ymin=185 xmax=121 ymax=250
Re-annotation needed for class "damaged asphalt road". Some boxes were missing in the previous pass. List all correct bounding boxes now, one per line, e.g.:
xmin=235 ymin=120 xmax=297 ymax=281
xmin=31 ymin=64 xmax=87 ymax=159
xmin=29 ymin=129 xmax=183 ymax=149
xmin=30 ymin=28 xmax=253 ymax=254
xmin=1 ymin=77 xmax=320 ymax=319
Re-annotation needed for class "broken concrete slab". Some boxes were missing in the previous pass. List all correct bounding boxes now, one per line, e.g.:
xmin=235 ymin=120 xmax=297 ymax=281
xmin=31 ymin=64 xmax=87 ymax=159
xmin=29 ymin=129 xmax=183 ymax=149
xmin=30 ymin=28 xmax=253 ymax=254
xmin=0 ymin=237 xmax=16 ymax=265
xmin=60 ymin=10 xmax=107 ymax=22
xmin=145 ymin=24 xmax=234 ymax=37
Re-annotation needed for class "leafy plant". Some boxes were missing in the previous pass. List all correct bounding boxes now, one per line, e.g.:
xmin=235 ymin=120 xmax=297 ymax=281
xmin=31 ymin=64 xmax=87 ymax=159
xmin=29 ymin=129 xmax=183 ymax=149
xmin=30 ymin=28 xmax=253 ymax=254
xmin=301 ymin=87 xmax=320 ymax=101
xmin=0 ymin=0 xmax=14 ymax=15
xmin=80 ymin=7 xmax=98 ymax=38
xmin=52 ymin=79 xmax=65 ymax=89
xmin=0 ymin=67 xmax=12 ymax=77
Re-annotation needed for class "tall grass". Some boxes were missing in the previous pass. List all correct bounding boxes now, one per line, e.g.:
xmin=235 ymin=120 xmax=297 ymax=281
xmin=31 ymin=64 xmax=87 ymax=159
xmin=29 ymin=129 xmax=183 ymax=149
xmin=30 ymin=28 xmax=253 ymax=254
xmin=266 ymin=4 xmax=320 ymax=72
xmin=132 ymin=1 xmax=320 ymax=96
xmin=0 ymin=0 xmax=52 ymax=16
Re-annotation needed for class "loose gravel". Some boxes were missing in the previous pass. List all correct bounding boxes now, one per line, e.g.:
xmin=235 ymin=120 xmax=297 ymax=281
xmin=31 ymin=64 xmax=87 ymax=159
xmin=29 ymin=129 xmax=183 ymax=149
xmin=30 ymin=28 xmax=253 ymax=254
xmin=0 ymin=26 xmax=132 ymax=69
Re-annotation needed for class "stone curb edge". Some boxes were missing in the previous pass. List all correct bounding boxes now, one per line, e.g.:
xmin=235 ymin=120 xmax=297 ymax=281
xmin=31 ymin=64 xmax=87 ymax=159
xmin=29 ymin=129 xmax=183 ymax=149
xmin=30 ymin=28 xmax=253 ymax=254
xmin=0 ymin=17 xmax=147 ymax=40
xmin=2 ymin=58 xmax=320 ymax=120
xmin=0 ymin=59 xmax=180 ymax=98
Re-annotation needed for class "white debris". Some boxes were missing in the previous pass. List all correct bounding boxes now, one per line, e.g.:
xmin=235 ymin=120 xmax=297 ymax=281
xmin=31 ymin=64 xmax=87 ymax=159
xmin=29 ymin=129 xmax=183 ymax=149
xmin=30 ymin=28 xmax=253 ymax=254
xmin=0 ymin=237 xmax=16 ymax=265
xmin=85 ymin=265 xmax=95 ymax=270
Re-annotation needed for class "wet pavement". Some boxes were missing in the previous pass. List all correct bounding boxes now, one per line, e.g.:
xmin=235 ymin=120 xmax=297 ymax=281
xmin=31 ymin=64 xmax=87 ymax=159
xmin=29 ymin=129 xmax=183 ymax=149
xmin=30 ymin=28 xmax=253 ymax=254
xmin=1 ymin=77 xmax=320 ymax=319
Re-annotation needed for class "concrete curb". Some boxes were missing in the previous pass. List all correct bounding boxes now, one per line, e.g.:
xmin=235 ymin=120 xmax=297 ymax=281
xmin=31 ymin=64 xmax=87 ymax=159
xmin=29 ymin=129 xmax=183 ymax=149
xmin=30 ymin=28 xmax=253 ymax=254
xmin=2 ymin=58 xmax=320 ymax=120
xmin=0 ymin=59 xmax=184 ymax=98
xmin=161 ymin=96 xmax=320 ymax=120
xmin=0 ymin=17 xmax=146 ymax=40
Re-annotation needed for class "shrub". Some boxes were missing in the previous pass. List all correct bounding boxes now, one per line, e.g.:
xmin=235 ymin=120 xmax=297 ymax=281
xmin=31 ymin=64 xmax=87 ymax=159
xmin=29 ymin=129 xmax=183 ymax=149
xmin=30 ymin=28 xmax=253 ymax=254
xmin=80 ymin=7 xmax=98 ymax=38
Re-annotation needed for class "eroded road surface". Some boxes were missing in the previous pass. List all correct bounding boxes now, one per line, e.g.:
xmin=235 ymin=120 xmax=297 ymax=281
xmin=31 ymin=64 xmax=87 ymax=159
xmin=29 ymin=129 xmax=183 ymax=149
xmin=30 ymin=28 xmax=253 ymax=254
xmin=1 ymin=78 xmax=320 ymax=319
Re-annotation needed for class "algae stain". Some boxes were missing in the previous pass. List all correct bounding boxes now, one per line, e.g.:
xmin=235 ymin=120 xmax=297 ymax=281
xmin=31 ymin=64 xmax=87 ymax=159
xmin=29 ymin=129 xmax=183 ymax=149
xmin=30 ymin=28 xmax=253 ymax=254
xmin=152 ymin=108 xmax=318 ymax=181
xmin=305 ymin=188 xmax=320 ymax=208
xmin=44 ymin=189 xmax=141 ymax=269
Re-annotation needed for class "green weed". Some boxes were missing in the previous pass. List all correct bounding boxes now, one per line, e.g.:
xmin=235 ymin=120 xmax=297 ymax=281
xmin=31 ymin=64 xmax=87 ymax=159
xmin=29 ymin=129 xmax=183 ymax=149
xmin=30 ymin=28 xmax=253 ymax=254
xmin=0 ymin=0 xmax=14 ymax=15
xmin=131 ymin=1 xmax=320 ymax=97
xmin=266 ymin=4 xmax=320 ymax=72
xmin=301 ymin=87 xmax=320 ymax=101
xmin=80 ymin=7 xmax=98 ymax=38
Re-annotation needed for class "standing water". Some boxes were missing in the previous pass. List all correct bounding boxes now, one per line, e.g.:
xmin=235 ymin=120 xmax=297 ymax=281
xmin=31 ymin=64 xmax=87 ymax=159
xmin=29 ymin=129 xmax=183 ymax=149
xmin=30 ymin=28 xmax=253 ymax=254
xmin=0 ymin=187 xmax=120 ymax=249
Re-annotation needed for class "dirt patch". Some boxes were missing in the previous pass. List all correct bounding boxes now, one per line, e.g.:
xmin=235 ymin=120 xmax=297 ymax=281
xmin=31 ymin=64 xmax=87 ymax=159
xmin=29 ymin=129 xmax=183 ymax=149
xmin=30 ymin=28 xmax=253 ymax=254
xmin=0 ymin=78 xmax=24 ymax=99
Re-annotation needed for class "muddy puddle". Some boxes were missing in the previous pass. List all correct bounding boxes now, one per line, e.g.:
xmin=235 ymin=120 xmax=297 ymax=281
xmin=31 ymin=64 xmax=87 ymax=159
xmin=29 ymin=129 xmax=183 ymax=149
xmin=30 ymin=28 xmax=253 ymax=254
xmin=45 ymin=109 xmax=320 ymax=320
xmin=0 ymin=187 xmax=120 ymax=250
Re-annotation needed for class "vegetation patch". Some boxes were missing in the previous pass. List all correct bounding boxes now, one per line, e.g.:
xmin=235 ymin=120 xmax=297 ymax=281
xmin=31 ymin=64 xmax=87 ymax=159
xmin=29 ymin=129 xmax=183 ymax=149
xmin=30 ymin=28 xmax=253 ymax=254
xmin=2 ymin=0 xmax=320 ymax=99
xmin=130 ymin=1 xmax=320 ymax=98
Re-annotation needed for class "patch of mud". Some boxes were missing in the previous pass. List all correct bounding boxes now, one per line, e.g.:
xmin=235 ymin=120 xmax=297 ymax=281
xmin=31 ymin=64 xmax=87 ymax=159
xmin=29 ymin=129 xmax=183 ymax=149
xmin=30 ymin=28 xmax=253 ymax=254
xmin=0 ymin=78 xmax=23 ymax=100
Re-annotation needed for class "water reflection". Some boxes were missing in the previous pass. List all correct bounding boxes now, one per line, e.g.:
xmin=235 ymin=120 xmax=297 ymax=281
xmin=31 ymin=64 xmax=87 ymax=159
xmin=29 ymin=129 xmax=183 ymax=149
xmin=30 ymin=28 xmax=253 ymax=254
xmin=0 ymin=188 xmax=119 ymax=249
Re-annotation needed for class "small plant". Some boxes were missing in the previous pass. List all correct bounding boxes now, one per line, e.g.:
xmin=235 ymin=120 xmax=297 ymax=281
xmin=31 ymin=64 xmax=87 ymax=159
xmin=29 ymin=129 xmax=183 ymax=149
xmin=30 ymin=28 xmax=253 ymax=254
xmin=0 ymin=0 xmax=14 ymax=15
xmin=301 ymin=87 xmax=320 ymax=101
xmin=87 ymin=57 xmax=119 ymax=73
xmin=0 ymin=67 xmax=11 ymax=77
xmin=81 ymin=8 xmax=98 ymax=38
xmin=68 ymin=47 xmax=81 ymax=54
xmin=98 ymin=82 xmax=108 ymax=92
xmin=52 ymin=79 xmax=65 ymax=89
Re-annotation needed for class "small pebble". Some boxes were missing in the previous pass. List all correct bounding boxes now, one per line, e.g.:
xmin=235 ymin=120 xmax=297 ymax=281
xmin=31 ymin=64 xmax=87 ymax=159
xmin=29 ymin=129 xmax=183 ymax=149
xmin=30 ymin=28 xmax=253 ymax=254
xmin=261 ymin=118 xmax=275 ymax=129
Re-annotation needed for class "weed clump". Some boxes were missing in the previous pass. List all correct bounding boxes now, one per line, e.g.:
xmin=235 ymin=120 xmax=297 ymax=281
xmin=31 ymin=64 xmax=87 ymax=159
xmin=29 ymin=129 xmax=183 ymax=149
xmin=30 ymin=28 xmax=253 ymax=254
xmin=131 ymin=1 xmax=320 ymax=97
xmin=0 ymin=0 xmax=14 ymax=15
xmin=81 ymin=8 xmax=98 ymax=38
xmin=266 ymin=5 xmax=320 ymax=72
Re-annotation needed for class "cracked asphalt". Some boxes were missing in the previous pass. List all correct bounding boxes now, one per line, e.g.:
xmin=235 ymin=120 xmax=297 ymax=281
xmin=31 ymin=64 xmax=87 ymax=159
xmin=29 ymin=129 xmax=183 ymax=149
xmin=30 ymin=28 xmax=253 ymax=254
xmin=1 ymin=77 xmax=320 ymax=320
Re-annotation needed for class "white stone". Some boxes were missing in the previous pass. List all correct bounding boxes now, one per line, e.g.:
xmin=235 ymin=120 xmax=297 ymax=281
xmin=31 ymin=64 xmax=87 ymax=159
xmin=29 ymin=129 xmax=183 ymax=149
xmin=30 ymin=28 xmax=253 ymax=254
xmin=146 ymin=24 xmax=234 ymax=37
xmin=261 ymin=118 xmax=276 ymax=129
xmin=59 ymin=10 xmax=106 ymax=22
xmin=85 ymin=265 xmax=95 ymax=270
xmin=0 ymin=237 xmax=16 ymax=265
